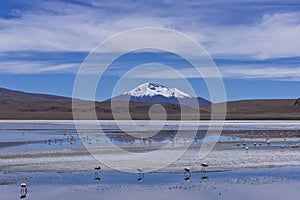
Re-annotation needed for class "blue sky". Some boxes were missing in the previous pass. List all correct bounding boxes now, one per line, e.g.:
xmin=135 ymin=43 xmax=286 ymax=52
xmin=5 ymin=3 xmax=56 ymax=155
xmin=0 ymin=0 xmax=300 ymax=102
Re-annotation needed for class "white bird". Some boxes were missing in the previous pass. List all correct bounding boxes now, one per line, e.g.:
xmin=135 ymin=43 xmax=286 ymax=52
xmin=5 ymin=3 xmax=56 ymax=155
xmin=20 ymin=183 xmax=27 ymax=188
xmin=201 ymin=163 xmax=209 ymax=168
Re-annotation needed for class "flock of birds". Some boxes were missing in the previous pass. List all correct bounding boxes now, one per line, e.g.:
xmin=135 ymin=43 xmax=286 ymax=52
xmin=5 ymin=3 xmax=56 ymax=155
xmin=93 ymin=163 xmax=210 ymax=183
xmin=32 ymin=132 xmax=202 ymax=148
xmin=20 ymin=162 xmax=210 ymax=198
xmin=44 ymin=132 xmax=77 ymax=146
xmin=234 ymin=136 xmax=299 ymax=152
xmin=23 ymin=130 xmax=298 ymax=151
xmin=21 ymin=131 xmax=78 ymax=146
xmin=21 ymin=129 xmax=300 ymax=153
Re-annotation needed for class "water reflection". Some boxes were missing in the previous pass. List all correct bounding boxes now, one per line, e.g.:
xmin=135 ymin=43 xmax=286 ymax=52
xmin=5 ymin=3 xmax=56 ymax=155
xmin=94 ymin=177 xmax=101 ymax=181
xmin=6 ymin=177 xmax=299 ymax=200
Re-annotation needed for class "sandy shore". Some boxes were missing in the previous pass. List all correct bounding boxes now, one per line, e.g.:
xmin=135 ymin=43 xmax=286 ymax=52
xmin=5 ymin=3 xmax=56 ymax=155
xmin=1 ymin=145 xmax=300 ymax=173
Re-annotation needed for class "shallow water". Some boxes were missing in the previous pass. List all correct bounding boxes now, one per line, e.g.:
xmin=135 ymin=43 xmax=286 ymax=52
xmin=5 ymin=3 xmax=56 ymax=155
xmin=1 ymin=168 xmax=300 ymax=200
xmin=1 ymin=120 xmax=300 ymax=153
xmin=1 ymin=121 xmax=300 ymax=199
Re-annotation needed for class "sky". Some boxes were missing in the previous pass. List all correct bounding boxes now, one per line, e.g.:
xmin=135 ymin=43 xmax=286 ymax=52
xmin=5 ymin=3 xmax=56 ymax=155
xmin=0 ymin=0 xmax=300 ymax=102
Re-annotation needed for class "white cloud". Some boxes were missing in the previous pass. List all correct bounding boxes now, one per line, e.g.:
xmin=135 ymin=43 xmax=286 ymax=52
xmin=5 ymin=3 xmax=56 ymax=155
xmin=0 ymin=1 xmax=299 ymax=60
xmin=0 ymin=0 xmax=300 ymax=78
xmin=0 ymin=1 xmax=174 ymax=52
xmin=0 ymin=61 xmax=79 ymax=74
xmin=204 ymin=12 xmax=300 ymax=59
xmin=221 ymin=65 xmax=300 ymax=80
xmin=1 ymin=56 xmax=299 ymax=81
xmin=120 ymin=64 xmax=300 ymax=81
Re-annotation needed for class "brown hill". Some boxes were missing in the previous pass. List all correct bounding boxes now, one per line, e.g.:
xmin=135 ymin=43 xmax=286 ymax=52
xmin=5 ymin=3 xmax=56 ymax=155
xmin=202 ymin=99 xmax=300 ymax=120
xmin=0 ymin=88 xmax=70 ymax=102
xmin=0 ymin=88 xmax=299 ymax=120
xmin=0 ymin=100 xmax=207 ymax=120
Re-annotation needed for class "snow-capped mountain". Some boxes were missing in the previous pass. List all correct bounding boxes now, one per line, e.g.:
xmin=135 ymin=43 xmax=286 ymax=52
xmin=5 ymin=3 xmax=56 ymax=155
xmin=106 ymin=83 xmax=211 ymax=107
xmin=124 ymin=83 xmax=192 ymax=98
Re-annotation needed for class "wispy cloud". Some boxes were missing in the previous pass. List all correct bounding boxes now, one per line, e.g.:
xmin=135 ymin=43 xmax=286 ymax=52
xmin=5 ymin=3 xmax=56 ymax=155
xmin=0 ymin=0 xmax=300 ymax=59
xmin=0 ymin=1 xmax=174 ymax=52
xmin=222 ymin=65 xmax=300 ymax=80
xmin=1 ymin=0 xmax=300 ymax=77
xmin=0 ymin=61 xmax=79 ymax=74
xmin=1 ymin=52 xmax=300 ymax=81
xmin=122 ymin=64 xmax=300 ymax=81
xmin=203 ymin=12 xmax=300 ymax=59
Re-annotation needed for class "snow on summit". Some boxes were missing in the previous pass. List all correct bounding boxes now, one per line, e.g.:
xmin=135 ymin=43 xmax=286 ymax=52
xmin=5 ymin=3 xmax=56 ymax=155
xmin=124 ymin=83 xmax=192 ymax=98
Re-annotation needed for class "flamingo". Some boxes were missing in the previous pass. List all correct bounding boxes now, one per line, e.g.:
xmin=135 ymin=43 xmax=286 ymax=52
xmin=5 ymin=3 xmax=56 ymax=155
xmin=183 ymin=167 xmax=191 ymax=181
xmin=94 ymin=166 xmax=101 ymax=181
xmin=20 ymin=183 xmax=27 ymax=198
xmin=201 ymin=163 xmax=209 ymax=180
xmin=137 ymin=168 xmax=144 ymax=182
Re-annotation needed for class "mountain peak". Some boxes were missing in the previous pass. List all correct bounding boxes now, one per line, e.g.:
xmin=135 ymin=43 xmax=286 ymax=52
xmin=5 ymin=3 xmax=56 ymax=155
xmin=123 ymin=83 xmax=192 ymax=98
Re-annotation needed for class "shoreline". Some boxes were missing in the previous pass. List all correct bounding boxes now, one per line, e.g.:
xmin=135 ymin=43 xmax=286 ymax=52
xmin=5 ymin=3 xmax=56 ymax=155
xmin=1 ymin=146 xmax=300 ymax=174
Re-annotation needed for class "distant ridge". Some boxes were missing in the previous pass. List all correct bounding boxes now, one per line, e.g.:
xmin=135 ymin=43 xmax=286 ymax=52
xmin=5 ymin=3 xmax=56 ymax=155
xmin=0 ymin=88 xmax=70 ymax=102
xmin=0 ymin=87 xmax=299 ymax=120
